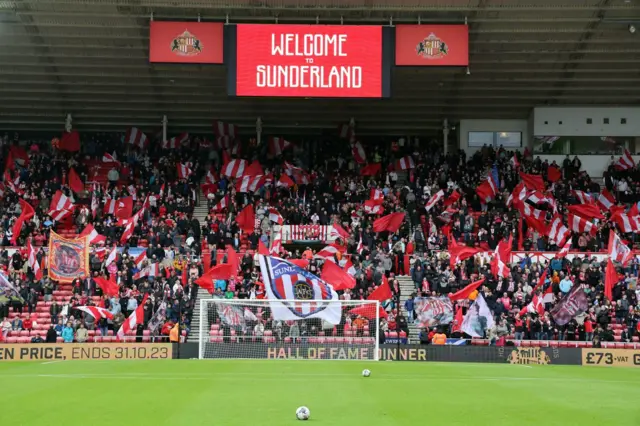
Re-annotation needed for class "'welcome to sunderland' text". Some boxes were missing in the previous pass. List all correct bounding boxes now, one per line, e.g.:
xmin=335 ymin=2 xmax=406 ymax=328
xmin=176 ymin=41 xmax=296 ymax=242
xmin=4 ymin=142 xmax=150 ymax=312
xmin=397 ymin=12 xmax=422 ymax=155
xmin=256 ymin=65 xmax=362 ymax=89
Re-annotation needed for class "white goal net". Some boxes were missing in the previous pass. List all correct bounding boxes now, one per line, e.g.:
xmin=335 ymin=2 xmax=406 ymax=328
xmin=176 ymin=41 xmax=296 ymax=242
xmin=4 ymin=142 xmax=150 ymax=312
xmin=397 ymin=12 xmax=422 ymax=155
xmin=199 ymin=299 xmax=380 ymax=361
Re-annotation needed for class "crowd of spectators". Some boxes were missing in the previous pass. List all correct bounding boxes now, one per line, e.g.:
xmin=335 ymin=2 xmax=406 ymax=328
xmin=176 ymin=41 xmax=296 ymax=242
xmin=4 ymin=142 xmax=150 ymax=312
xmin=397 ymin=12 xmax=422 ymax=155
xmin=0 ymin=129 xmax=639 ymax=347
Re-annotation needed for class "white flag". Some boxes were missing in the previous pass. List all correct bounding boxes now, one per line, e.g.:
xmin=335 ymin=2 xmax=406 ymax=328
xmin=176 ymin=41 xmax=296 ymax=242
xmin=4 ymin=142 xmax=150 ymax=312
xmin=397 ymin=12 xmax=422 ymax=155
xmin=461 ymin=294 xmax=495 ymax=338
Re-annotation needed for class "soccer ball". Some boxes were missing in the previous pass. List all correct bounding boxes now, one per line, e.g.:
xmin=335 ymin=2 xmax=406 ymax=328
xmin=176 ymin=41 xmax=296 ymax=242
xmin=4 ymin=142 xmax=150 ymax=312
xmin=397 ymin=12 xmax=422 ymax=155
xmin=296 ymin=406 xmax=310 ymax=420
xmin=362 ymin=369 xmax=371 ymax=377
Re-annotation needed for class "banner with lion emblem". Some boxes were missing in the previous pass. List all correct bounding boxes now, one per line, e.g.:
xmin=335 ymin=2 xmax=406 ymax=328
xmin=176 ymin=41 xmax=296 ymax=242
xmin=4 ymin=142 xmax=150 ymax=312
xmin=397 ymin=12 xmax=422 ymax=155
xmin=48 ymin=231 xmax=90 ymax=282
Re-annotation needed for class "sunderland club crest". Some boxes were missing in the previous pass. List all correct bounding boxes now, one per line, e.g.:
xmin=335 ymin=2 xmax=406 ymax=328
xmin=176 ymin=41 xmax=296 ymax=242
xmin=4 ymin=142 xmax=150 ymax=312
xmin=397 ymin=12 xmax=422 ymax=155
xmin=171 ymin=30 xmax=202 ymax=56
xmin=416 ymin=33 xmax=448 ymax=59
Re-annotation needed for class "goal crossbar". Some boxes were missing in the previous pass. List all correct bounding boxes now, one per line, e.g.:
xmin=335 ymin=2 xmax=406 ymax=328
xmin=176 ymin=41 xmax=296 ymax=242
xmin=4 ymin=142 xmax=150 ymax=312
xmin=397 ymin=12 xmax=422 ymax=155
xmin=198 ymin=299 xmax=380 ymax=361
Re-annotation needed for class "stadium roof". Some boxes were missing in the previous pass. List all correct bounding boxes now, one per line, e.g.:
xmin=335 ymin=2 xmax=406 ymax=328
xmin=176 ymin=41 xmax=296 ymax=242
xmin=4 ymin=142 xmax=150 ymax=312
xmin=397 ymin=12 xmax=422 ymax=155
xmin=0 ymin=0 xmax=639 ymax=136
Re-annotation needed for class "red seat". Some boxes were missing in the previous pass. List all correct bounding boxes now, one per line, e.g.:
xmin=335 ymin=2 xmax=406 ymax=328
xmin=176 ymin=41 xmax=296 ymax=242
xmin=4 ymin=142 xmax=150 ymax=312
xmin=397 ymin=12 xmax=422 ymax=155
xmin=624 ymin=343 xmax=635 ymax=349
xmin=6 ymin=337 xmax=18 ymax=343
xmin=559 ymin=341 xmax=569 ymax=348
xmin=520 ymin=340 xmax=531 ymax=347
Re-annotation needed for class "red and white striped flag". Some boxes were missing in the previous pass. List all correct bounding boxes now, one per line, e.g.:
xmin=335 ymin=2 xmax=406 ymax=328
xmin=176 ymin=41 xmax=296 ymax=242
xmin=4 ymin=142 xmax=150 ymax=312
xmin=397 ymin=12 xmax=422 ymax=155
xmin=547 ymin=215 xmax=570 ymax=246
xmin=476 ymin=174 xmax=499 ymax=203
xmin=91 ymin=184 xmax=99 ymax=218
xmin=117 ymin=293 xmax=149 ymax=339
xmin=572 ymin=190 xmax=594 ymax=205
xmin=394 ymin=156 xmax=415 ymax=170
xmin=206 ymin=169 xmax=218 ymax=185
xmin=351 ymin=141 xmax=366 ymax=164
xmin=105 ymin=245 xmax=118 ymax=267
xmin=270 ymin=231 xmax=282 ymax=255
xmin=163 ymin=133 xmax=189 ymax=149
xmin=370 ymin=188 xmax=384 ymax=201
xmin=506 ymin=182 xmax=528 ymax=208
xmin=177 ymin=163 xmax=193 ymax=179
xmin=27 ymin=239 xmax=42 ymax=281
xmin=48 ymin=190 xmax=75 ymax=221
xmin=277 ymin=174 xmax=295 ymax=188
xmin=510 ymin=154 xmax=520 ymax=169
xmin=79 ymin=224 xmax=106 ymax=245
xmin=556 ymin=239 xmax=572 ymax=259
xmin=235 ymin=175 xmax=264 ymax=193
xmin=221 ymin=159 xmax=248 ymax=178
xmin=133 ymin=251 xmax=147 ymax=269
xmin=519 ymin=293 xmax=545 ymax=317
xmin=268 ymin=207 xmax=284 ymax=225
xmin=568 ymin=213 xmax=597 ymax=235
xmin=214 ymin=135 xmax=234 ymax=150
xmin=425 ymin=190 xmax=444 ymax=212
xmin=104 ymin=198 xmax=116 ymax=215
xmin=212 ymin=195 xmax=229 ymax=212
xmin=213 ymin=120 xmax=238 ymax=137
xmin=614 ymin=149 xmax=635 ymax=171
xmin=119 ymin=209 xmax=144 ymax=244
xmin=608 ymin=232 xmax=632 ymax=265
xmin=268 ymin=137 xmax=292 ymax=157
xmin=125 ymin=127 xmax=148 ymax=149
xmin=597 ymin=189 xmax=615 ymax=211
xmin=77 ymin=306 xmax=114 ymax=321
xmin=133 ymin=263 xmax=159 ymax=280
xmin=611 ymin=212 xmax=640 ymax=233
xmin=315 ymin=243 xmax=346 ymax=260
xmin=102 ymin=152 xmax=119 ymax=163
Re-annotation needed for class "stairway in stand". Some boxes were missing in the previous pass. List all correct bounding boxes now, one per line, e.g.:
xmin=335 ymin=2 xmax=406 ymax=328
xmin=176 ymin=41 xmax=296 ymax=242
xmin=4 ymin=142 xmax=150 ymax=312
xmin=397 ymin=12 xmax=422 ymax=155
xmin=396 ymin=275 xmax=420 ymax=343
xmin=187 ymin=287 xmax=214 ymax=344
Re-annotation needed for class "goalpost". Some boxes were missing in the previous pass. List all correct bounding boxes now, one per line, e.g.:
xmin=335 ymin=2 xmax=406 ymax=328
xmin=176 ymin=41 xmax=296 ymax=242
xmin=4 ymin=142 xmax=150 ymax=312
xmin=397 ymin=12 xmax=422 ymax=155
xmin=198 ymin=299 xmax=380 ymax=361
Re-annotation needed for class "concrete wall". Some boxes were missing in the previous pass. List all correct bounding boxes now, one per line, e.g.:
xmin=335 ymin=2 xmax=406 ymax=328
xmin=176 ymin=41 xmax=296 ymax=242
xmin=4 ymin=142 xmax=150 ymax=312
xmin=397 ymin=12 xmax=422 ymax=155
xmin=536 ymin=154 xmax=640 ymax=178
xmin=531 ymin=107 xmax=640 ymax=137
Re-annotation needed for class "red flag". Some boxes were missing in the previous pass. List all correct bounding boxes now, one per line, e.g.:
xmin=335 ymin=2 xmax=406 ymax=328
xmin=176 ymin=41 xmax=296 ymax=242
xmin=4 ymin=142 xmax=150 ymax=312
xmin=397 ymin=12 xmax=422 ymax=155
xmin=115 ymin=196 xmax=134 ymax=219
xmin=604 ymin=260 xmax=617 ymax=301
xmin=532 ymin=268 xmax=548 ymax=293
xmin=448 ymin=278 xmax=485 ymax=302
xmin=367 ymin=275 xmax=393 ymax=302
xmin=195 ymin=264 xmax=234 ymax=294
xmin=68 ymin=167 xmax=84 ymax=193
xmin=448 ymin=237 xmax=482 ymax=269
xmin=258 ymin=240 xmax=269 ymax=255
xmin=519 ymin=172 xmax=545 ymax=192
xmin=451 ymin=306 xmax=463 ymax=334
xmin=373 ymin=212 xmax=405 ymax=233
xmin=59 ymin=131 xmax=81 ymax=152
xmin=349 ymin=304 xmax=388 ymax=320
xmin=181 ymin=265 xmax=188 ymax=286
xmin=321 ymin=260 xmax=356 ymax=291
xmin=277 ymin=174 xmax=295 ymax=188
xmin=117 ymin=294 xmax=149 ymax=340
xmin=566 ymin=204 xmax=605 ymax=221
xmin=11 ymin=199 xmax=35 ymax=245
xmin=547 ymin=165 xmax=562 ymax=182
xmin=289 ymin=259 xmax=309 ymax=269
xmin=443 ymin=190 xmax=461 ymax=207
xmin=236 ymin=204 xmax=255 ymax=234
xmin=226 ymin=246 xmax=239 ymax=275
xmin=518 ymin=217 xmax=524 ymax=250
xmin=94 ymin=276 xmax=120 ymax=297
xmin=360 ymin=163 xmax=381 ymax=176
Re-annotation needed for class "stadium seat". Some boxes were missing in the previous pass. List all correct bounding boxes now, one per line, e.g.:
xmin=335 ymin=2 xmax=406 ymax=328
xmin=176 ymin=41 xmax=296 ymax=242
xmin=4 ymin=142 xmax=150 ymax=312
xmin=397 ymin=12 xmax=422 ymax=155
xmin=624 ymin=343 xmax=635 ymax=349
xmin=521 ymin=340 xmax=531 ymax=347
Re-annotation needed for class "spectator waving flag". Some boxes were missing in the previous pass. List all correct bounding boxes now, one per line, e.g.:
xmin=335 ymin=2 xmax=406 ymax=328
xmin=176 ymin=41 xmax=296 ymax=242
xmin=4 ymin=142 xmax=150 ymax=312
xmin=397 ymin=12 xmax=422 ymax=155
xmin=425 ymin=190 xmax=444 ymax=212
xmin=102 ymin=151 xmax=119 ymax=164
xmin=221 ymin=159 xmax=248 ymax=178
xmin=79 ymin=224 xmax=106 ymax=245
xmin=567 ymin=213 xmax=597 ymax=235
xmin=94 ymin=276 xmax=120 ymax=297
xmin=277 ymin=174 xmax=295 ymax=188
xmin=461 ymin=294 xmax=495 ymax=338
xmin=547 ymin=165 xmax=562 ymax=182
xmin=476 ymin=173 xmax=499 ymax=203
xmin=572 ymin=190 xmax=594 ymax=205
xmin=510 ymin=154 xmax=520 ymax=169
xmin=212 ymin=195 xmax=229 ymax=212
xmin=597 ymin=189 xmax=616 ymax=211
xmin=27 ymin=239 xmax=43 ymax=281
xmin=268 ymin=207 xmax=284 ymax=225
xmin=177 ymin=163 xmax=193 ymax=179
xmin=519 ymin=172 xmax=545 ymax=192
xmin=547 ymin=215 xmax=570 ymax=246
xmin=77 ymin=306 xmax=114 ymax=321
xmin=163 ymin=133 xmax=189 ymax=149
xmin=117 ymin=293 xmax=149 ymax=340
xmin=608 ymin=232 xmax=632 ymax=265
xmin=12 ymin=199 xmax=35 ymax=245
xmin=394 ymin=156 xmax=415 ymax=170
xmin=360 ymin=163 xmax=381 ymax=176
xmin=268 ymin=137 xmax=292 ymax=157
xmin=611 ymin=211 xmax=640 ymax=233
xmin=236 ymin=204 xmax=255 ymax=234
xmin=235 ymin=175 xmax=264 ymax=193
xmin=213 ymin=120 xmax=238 ymax=138
xmin=125 ymin=127 xmax=148 ymax=149
xmin=351 ymin=141 xmax=366 ymax=164
xmin=315 ymin=243 xmax=346 ymax=260
xmin=614 ymin=149 xmax=635 ymax=171
xmin=258 ymin=255 xmax=342 ymax=325
xmin=443 ymin=190 xmax=461 ymax=207
xmin=566 ymin=204 xmax=605 ymax=221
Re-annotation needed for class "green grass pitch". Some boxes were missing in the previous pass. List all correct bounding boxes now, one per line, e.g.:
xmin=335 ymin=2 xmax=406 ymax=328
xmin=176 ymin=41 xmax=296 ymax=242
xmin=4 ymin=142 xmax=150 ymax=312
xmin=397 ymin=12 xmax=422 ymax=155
xmin=0 ymin=360 xmax=639 ymax=425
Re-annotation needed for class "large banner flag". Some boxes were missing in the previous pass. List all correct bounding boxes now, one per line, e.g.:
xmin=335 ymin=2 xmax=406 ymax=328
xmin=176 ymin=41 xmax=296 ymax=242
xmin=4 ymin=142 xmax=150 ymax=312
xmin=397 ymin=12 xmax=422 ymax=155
xmin=461 ymin=294 xmax=495 ymax=338
xmin=48 ymin=231 xmax=90 ymax=283
xmin=550 ymin=285 xmax=589 ymax=326
xmin=258 ymin=255 xmax=341 ymax=324
xmin=414 ymin=297 xmax=453 ymax=327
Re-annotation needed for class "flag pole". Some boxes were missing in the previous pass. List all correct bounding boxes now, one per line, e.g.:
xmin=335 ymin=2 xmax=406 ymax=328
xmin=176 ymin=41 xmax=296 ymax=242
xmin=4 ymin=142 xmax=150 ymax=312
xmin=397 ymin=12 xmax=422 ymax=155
xmin=395 ymin=280 xmax=401 ymax=359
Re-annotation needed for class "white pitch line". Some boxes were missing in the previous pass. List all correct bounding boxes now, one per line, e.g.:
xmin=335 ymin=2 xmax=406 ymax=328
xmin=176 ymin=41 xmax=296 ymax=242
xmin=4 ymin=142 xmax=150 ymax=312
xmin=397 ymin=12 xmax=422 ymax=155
xmin=41 ymin=361 xmax=63 ymax=365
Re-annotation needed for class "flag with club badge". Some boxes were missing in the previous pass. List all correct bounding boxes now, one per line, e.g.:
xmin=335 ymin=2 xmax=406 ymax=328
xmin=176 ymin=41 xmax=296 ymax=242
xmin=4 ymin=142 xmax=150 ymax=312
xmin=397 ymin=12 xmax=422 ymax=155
xmin=414 ymin=297 xmax=453 ymax=327
xmin=258 ymin=255 xmax=341 ymax=324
